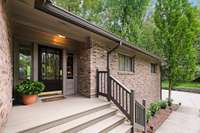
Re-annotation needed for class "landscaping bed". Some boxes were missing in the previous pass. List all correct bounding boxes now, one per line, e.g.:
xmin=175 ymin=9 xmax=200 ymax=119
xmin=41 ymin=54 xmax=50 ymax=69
xmin=143 ymin=99 xmax=180 ymax=133
xmin=147 ymin=104 xmax=179 ymax=133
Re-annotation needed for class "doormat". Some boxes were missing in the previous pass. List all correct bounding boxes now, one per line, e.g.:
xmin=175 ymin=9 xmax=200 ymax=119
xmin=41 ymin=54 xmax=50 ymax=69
xmin=41 ymin=95 xmax=65 ymax=102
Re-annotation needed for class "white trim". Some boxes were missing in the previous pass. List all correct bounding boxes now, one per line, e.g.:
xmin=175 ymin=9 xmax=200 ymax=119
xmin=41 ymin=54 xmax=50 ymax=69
xmin=33 ymin=43 xmax=38 ymax=81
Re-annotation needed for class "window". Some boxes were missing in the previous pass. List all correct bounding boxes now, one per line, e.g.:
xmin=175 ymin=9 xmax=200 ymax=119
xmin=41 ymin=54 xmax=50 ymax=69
xmin=40 ymin=47 xmax=61 ymax=80
xmin=151 ymin=63 xmax=157 ymax=73
xmin=18 ymin=45 xmax=33 ymax=80
xmin=67 ymin=54 xmax=73 ymax=79
xmin=119 ymin=54 xmax=135 ymax=72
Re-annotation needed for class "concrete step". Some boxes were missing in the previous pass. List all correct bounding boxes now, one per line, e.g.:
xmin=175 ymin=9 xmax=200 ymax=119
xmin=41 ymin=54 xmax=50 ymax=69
xmin=78 ymin=115 xmax=125 ymax=133
xmin=21 ymin=102 xmax=111 ymax=133
xmin=40 ymin=108 xmax=118 ymax=133
xmin=108 ymin=122 xmax=132 ymax=133
xmin=38 ymin=91 xmax=62 ymax=97
xmin=40 ymin=94 xmax=65 ymax=102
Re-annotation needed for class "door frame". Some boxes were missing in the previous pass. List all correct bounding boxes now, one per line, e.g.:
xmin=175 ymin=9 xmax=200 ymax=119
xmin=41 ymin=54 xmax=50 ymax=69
xmin=38 ymin=44 xmax=63 ymax=92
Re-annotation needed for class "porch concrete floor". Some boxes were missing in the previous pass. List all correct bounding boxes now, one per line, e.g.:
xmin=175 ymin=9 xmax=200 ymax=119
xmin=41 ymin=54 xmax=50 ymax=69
xmin=5 ymin=96 xmax=109 ymax=133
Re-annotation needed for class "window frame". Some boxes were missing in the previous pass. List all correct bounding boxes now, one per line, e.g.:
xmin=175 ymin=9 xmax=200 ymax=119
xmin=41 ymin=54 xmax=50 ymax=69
xmin=67 ymin=53 xmax=74 ymax=79
xmin=18 ymin=43 xmax=33 ymax=80
xmin=118 ymin=53 xmax=135 ymax=72
xmin=151 ymin=63 xmax=157 ymax=73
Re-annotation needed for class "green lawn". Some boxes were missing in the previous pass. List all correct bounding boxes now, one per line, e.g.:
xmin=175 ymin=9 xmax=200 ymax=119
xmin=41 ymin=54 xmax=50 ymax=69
xmin=162 ymin=81 xmax=200 ymax=89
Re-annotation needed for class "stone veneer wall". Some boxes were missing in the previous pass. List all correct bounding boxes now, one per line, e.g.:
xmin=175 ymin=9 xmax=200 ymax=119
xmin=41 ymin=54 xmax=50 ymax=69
xmin=77 ymin=45 xmax=91 ymax=97
xmin=90 ymin=40 xmax=160 ymax=105
xmin=0 ymin=0 xmax=12 ymax=132
xmin=90 ymin=40 xmax=108 ymax=96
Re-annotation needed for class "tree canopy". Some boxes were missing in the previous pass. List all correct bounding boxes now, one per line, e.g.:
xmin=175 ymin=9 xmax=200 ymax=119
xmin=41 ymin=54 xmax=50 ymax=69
xmin=52 ymin=1 xmax=200 ymax=93
xmin=154 ymin=0 xmax=200 ymax=99
xmin=52 ymin=0 xmax=157 ymax=53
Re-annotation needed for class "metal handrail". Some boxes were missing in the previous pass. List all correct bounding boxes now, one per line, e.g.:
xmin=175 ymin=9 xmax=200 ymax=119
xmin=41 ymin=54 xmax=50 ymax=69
xmin=96 ymin=69 xmax=146 ymax=133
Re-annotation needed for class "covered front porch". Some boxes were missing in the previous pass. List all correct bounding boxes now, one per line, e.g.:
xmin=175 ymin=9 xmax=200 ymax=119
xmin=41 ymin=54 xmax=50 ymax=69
xmin=5 ymin=96 xmax=111 ymax=133
xmin=7 ymin=0 xmax=99 ymax=104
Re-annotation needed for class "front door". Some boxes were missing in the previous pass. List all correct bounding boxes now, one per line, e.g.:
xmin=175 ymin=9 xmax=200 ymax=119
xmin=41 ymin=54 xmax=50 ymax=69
xmin=38 ymin=45 xmax=63 ymax=92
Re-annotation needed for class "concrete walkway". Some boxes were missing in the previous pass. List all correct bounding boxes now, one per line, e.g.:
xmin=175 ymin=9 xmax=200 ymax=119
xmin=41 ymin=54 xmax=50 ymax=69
xmin=156 ymin=90 xmax=200 ymax=133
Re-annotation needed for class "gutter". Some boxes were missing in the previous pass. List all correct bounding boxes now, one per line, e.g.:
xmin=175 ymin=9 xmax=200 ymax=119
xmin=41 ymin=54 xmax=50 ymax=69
xmin=34 ymin=0 xmax=162 ymax=62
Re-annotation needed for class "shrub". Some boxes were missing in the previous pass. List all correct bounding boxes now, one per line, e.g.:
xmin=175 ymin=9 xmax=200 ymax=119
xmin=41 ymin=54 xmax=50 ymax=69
xmin=146 ymin=110 xmax=151 ymax=122
xmin=16 ymin=80 xmax=45 ymax=95
xmin=158 ymin=100 xmax=168 ymax=109
xmin=149 ymin=101 xmax=160 ymax=116
xmin=167 ymin=98 xmax=173 ymax=106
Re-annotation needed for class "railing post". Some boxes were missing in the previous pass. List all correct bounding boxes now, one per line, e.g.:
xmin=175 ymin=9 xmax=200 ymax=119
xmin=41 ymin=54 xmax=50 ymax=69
xmin=96 ymin=69 xmax=99 ymax=97
xmin=130 ymin=90 xmax=135 ymax=133
xmin=142 ymin=99 xmax=147 ymax=133
xmin=107 ymin=69 xmax=111 ymax=101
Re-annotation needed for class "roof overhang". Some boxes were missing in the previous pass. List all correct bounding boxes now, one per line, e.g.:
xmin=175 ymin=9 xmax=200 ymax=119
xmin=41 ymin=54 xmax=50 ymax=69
xmin=35 ymin=0 xmax=162 ymax=62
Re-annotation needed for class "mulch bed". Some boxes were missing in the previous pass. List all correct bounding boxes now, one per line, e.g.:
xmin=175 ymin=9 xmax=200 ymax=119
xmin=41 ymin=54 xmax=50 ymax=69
xmin=147 ymin=104 xmax=180 ymax=133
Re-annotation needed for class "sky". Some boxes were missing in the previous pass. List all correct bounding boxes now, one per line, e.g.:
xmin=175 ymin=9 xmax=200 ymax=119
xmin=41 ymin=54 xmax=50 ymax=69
xmin=189 ymin=0 xmax=199 ymax=5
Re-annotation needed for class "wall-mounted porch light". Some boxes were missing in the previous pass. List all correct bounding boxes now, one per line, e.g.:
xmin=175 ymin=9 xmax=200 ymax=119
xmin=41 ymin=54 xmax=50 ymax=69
xmin=58 ymin=34 xmax=66 ymax=38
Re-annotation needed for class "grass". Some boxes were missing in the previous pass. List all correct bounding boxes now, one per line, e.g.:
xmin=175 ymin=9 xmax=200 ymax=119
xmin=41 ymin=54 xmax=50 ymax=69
xmin=162 ymin=81 xmax=200 ymax=89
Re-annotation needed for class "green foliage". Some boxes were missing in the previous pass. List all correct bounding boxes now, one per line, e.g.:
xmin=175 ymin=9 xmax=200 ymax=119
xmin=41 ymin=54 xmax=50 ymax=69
xmin=16 ymin=80 xmax=45 ymax=95
xmin=154 ymin=0 xmax=200 ymax=99
xmin=162 ymin=80 xmax=200 ymax=89
xmin=52 ymin=0 xmax=151 ymax=46
xmin=104 ymin=0 xmax=151 ymax=44
xmin=148 ymin=100 xmax=168 ymax=117
xmin=167 ymin=98 xmax=173 ymax=106
xmin=149 ymin=101 xmax=161 ymax=116
xmin=146 ymin=110 xmax=152 ymax=122
xmin=158 ymin=100 xmax=168 ymax=109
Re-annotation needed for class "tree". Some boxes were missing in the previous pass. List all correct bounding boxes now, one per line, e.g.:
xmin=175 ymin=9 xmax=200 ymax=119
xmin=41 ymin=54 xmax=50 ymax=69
xmin=104 ymin=0 xmax=151 ymax=44
xmin=139 ymin=17 xmax=163 ymax=56
xmin=154 ymin=0 xmax=200 ymax=100
xmin=52 ymin=0 xmax=151 ymax=45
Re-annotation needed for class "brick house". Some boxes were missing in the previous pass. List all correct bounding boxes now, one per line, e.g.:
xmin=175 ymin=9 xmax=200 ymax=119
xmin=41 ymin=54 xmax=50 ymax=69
xmin=0 ymin=0 xmax=162 ymax=132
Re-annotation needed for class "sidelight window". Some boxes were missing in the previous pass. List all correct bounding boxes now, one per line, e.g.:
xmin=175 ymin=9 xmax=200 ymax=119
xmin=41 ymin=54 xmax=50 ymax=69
xmin=18 ymin=45 xmax=33 ymax=80
xmin=67 ymin=54 xmax=73 ymax=79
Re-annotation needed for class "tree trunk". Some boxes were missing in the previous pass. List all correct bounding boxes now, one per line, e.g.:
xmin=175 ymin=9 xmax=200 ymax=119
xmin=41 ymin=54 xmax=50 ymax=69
xmin=168 ymin=80 xmax=172 ymax=101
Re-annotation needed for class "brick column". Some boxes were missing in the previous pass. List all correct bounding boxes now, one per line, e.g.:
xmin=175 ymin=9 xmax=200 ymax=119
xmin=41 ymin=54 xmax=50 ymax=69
xmin=0 ymin=0 xmax=12 ymax=132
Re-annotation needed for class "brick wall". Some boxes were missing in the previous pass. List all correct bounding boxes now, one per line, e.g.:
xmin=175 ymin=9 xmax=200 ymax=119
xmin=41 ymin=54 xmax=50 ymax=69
xmin=90 ymin=40 xmax=160 ymax=105
xmin=0 ymin=0 xmax=12 ymax=132
xmin=110 ymin=52 xmax=160 ymax=105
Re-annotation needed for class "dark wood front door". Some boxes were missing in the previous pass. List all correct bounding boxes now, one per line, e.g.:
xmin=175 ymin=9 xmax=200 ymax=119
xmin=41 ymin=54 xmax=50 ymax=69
xmin=38 ymin=45 xmax=63 ymax=92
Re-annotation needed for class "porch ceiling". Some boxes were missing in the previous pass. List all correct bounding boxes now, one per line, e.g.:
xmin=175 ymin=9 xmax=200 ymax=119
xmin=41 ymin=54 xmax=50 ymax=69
xmin=7 ymin=0 xmax=161 ymax=62
xmin=7 ymin=0 xmax=115 ymax=49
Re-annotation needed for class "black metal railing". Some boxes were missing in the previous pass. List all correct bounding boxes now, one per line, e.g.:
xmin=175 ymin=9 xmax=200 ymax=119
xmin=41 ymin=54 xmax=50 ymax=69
xmin=109 ymin=76 xmax=134 ymax=122
xmin=96 ymin=69 xmax=146 ymax=133
xmin=96 ymin=70 xmax=108 ymax=97
xmin=135 ymin=100 xmax=146 ymax=127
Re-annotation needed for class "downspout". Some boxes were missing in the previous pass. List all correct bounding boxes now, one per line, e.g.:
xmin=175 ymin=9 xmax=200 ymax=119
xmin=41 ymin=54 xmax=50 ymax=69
xmin=106 ymin=41 xmax=122 ymax=101
xmin=107 ymin=41 xmax=122 ymax=72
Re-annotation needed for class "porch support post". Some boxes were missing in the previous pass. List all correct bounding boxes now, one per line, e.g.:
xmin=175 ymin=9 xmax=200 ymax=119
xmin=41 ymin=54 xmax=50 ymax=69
xmin=130 ymin=90 xmax=135 ymax=133
xmin=33 ymin=43 xmax=38 ymax=81
xmin=63 ymin=49 xmax=67 ymax=96
xmin=143 ymin=99 xmax=147 ymax=133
